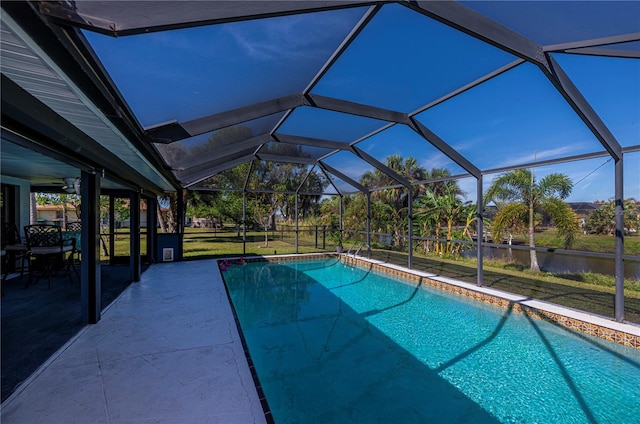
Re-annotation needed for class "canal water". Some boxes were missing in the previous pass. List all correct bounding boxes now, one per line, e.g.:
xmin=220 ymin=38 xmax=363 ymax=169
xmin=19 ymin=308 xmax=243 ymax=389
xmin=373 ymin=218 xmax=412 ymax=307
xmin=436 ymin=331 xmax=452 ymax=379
xmin=464 ymin=247 xmax=640 ymax=280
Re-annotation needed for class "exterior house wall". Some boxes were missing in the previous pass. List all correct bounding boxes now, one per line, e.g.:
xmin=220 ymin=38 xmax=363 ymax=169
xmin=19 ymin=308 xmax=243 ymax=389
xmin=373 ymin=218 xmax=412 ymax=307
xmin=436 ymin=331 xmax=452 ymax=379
xmin=0 ymin=176 xmax=31 ymax=232
xmin=36 ymin=204 xmax=79 ymax=225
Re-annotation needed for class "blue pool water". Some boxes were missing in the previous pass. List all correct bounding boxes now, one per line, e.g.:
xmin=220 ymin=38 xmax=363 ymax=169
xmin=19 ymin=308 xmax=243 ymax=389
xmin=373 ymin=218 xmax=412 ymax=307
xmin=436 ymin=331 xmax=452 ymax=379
xmin=222 ymin=258 xmax=640 ymax=423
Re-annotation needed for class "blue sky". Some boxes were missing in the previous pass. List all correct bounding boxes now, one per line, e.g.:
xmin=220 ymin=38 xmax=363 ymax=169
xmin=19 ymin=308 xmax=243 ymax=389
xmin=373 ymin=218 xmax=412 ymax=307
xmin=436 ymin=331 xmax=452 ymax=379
xmin=84 ymin=2 xmax=639 ymax=203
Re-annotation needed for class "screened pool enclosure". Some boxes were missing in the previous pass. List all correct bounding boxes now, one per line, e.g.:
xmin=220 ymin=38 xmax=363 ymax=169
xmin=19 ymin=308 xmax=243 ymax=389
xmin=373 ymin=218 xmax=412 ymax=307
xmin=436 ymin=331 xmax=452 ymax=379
xmin=1 ymin=1 xmax=638 ymax=323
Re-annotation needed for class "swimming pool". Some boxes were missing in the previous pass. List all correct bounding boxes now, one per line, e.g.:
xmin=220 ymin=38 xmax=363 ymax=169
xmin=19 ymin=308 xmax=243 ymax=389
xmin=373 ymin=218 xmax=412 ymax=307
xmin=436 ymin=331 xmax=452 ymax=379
xmin=222 ymin=257 xmax=640 ymax=423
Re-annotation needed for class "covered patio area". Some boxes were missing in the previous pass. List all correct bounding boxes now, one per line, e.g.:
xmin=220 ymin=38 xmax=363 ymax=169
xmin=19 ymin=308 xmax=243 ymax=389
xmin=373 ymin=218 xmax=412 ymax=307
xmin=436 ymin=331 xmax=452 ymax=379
xmin=0 ymin=260 xmax=266 ymax=423
xmin=1 ymin=263 xmax=149 ymax=402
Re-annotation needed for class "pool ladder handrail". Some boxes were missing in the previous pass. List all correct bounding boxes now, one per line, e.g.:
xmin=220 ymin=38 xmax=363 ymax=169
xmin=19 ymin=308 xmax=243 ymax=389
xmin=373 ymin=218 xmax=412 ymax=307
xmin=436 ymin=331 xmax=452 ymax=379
xmin=352 ymin=242 xmax=371 ymax=259
xmin=346 ymin=241 xmax=359 ymax=256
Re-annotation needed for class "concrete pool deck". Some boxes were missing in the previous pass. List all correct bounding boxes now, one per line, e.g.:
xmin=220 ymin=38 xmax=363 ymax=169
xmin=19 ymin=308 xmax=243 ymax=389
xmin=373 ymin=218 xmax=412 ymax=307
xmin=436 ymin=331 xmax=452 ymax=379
xmin=0 ymin=260 xmax=267 ymax=424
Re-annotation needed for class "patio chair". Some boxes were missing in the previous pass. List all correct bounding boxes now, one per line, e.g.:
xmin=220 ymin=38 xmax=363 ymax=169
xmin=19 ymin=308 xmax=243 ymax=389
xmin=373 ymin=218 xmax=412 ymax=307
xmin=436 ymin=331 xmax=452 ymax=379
xmin=2 ymin=222 xmax=28 ymax=280
xmin=64 ymin=222 xmax=81 ymax=265
xmin=24 ymin=224 xmax=78 ymax=289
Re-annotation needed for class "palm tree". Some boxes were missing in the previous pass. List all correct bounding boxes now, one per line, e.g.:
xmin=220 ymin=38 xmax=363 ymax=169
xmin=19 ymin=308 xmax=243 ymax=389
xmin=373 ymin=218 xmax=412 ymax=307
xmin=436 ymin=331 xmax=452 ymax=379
xmin=414 ymin=191 xmax=445 ymax=254
xmin=360 ymin=154 xmax=428 ymax=211
xmin=414 ymin=184 xmax=470 ymax=256
xmin=485 ymin=168 xmax=579 ymax=273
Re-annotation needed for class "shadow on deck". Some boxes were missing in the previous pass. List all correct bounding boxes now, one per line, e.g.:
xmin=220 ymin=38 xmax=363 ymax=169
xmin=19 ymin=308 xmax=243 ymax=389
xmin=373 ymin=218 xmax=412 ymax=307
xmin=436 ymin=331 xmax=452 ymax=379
xmin=1 ymin=263 xmax=148 ymax=403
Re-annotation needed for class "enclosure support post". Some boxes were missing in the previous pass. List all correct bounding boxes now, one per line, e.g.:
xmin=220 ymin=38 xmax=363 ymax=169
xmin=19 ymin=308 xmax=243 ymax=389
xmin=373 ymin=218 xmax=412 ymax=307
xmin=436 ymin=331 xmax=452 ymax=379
xmin=109 ymin=195 xmax=115 ymax=265
xmin=130 ymin=190 xmax=141 ymax=282
xmin=177 ymin=189 xmax=184 ymax=261
xmin=366 ymin=192 xmax=371 ymax=250
xmin=408 ymin=188 xmax=413 ymax=269
xmin=614 ymin=157 xmax=624 ymax=322
xmin=80 ymin=170 xmax=101 ymax=324
xmin=339 ymin=194 xmax=343 ymax=247
xmin=242 ymin=191 xmax=246 ymax=256
xmin=146 ymin=196 xmax=157 ymax=264
xmin=295 ymin=193 xmax=299 ymax=254
xmin=476 ymin=175 xmax=484 ymax=286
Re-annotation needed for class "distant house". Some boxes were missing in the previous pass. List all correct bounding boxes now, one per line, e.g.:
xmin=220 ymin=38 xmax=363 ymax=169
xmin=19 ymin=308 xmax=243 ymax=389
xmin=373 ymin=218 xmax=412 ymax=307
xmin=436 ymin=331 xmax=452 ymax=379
xmin=36 ymin=203 xmax=79 ymax=225
xmin=119 ymin=202 xmax=170 ymax=228
xmin=567 ymin=202 xmax=600 ymax=221
xmin=36 ymin=202 xmax=169 ymax=228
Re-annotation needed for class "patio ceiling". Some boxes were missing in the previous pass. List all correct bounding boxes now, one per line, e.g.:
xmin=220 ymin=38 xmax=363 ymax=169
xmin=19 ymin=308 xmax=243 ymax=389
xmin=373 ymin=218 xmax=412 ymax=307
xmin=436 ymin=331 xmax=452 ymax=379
xmin=2 ymin=1 xmax=638 ymax=197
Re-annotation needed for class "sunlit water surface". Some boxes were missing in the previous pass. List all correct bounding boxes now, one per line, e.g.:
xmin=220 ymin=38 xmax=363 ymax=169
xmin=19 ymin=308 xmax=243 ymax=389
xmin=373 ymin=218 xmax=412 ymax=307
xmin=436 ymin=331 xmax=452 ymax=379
xmin=223 ymin=258 xmax=640 ymax=423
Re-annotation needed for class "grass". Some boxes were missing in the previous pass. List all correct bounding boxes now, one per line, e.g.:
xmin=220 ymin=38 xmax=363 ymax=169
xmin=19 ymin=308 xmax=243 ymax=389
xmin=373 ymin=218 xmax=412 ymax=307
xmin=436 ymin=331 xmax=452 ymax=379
xmin=436 ymin=253 xmax=640 ymax=297
xmin=182 ymin=228 xmax=327 ymax=257
xmin=106 ymin=228 xmax=329 ymax=260
xmin=534 ymin=228 xmax=640 ymax=255
xmin=371 ymin=249 xmax=640 ymax=324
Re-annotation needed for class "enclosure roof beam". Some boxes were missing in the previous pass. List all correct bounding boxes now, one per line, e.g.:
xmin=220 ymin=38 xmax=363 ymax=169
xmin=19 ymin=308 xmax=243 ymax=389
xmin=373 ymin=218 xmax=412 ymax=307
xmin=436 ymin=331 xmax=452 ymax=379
xmin=242 ymin=160 xmax=256 ymax=192
xmin=319 ymin=161 xmax=368 ymax=193
xmin=39 ymin=0 xmax=378 ymax=37
xmin=303 ymin=4 xmax=381 ymax=94
xmin=410 ymin=1 xmax=549 ymax=70
xmin=317 ymin=164 xmax=343 ymax=197
xmin=556 ymin=48 xmax=640 ymax=59
xmin=410 ymin=58 xmax=525 ymax=117
xmin=181 ymin=154 xmax=255 ymax=188
xmin=146 ymin=92 xmax=407 ymax=144
xmin=306 ymin=93 xmax=409 ymax=124
xmin=411 ymin=172 xmax=471 ymax=186
xmin=172 ymin=134 xmax=273 ymax=171
xmin=296 ymin=166 xmax=315 ymax=194
xmin=543 ymin=32 xmax=640 ymax=52
xmin=350 ymin=145 xmax=412 ymax=187
xmin=409 ymin=118 xmax=481 ymax=179
xmin=146 ymin=94 xmax=306 ymax=143
xmin=176 ymin=146 xmax=258 ymax=181
xmin=482 ymin=149 xmax=612 ymax=176
xmin=541 ymin=55 xmax=622 ymax=161
xmin=275 ymin=133 xmax=352 ymax=150
xmin=255 ymin=153 xmax=317 ymax=165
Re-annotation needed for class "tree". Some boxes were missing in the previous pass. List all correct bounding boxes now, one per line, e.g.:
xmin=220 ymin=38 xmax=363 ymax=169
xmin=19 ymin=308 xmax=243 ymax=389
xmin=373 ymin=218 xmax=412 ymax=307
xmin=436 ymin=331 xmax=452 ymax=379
xmin=252 ymin=193 xmax=278 ymax=247
xmin=586 ymin=198 xmax=639 ymax=235
xmin=187 ymin=191 xmax=221 ymax=228
xmin=414 ymin=185 xmax=470 ymax=256
xmin=377 ymin=202 xmax=408 ymax=248
xmin=218 ymin=191 xmax=249 ymax=237
xmin=35 ymin=192 xmax=80 ymax=229
xmin=485 ymin=169 xmax=579 ymax=273
xmin=361 ymin=154 xmax=428 ymax=211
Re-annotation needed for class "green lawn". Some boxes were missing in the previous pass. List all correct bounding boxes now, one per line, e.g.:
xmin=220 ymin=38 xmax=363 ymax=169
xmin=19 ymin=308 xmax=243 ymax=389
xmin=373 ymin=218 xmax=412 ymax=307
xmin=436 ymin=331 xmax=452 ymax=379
xmin=182 ymin=228 xmax=328 ymax=257
xmin=106 ymin=228 xmax=329 ymax=259
xmin=371 ymin=249 xmax=640 ymax=324
xmin=534 ymin=228 xmax=640 ymax=255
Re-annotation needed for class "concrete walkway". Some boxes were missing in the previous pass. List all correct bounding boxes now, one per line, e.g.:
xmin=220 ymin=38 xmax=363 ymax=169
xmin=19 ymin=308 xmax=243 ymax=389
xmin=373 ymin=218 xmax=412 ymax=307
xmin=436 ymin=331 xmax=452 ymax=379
xmin=0 ymin=260 xmax=266 ymax=424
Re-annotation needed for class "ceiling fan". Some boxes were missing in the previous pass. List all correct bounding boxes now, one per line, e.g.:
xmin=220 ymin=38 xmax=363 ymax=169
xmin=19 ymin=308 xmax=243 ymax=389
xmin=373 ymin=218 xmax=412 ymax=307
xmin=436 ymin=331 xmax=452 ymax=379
xmin=61 ymin=177 xmax=81 ymax=195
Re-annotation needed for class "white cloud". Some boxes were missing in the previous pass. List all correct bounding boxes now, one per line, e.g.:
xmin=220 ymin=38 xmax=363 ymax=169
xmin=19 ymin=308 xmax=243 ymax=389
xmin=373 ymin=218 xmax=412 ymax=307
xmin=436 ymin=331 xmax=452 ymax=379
xmin=224 ymin=12 xmax=356 ymax=62
xmin=491 ymin=145 xmax=577 ymax=169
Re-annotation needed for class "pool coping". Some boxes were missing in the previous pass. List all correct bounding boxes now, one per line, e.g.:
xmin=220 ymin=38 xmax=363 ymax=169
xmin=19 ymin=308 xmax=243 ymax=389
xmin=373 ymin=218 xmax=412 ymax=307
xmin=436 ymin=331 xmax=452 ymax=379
xmin=221 ymin=253 xmax=640 ymax=350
